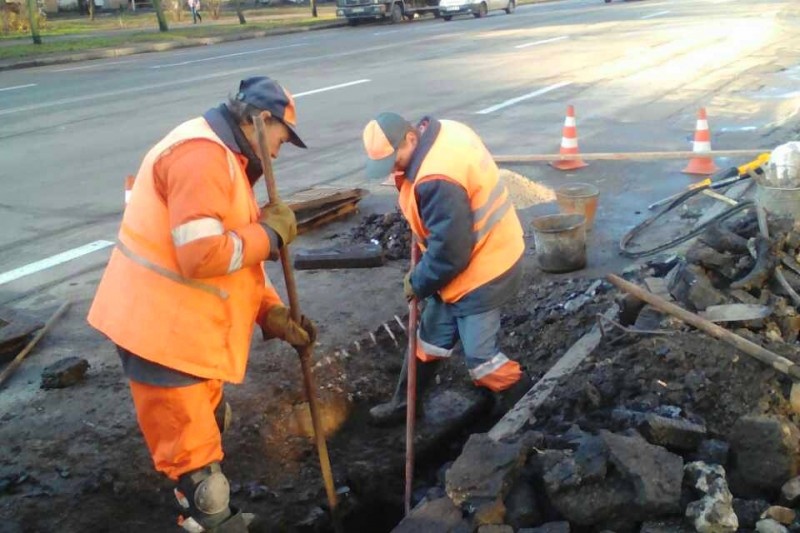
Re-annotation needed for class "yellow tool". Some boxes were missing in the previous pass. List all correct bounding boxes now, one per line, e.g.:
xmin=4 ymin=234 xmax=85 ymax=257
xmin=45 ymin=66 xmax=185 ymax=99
xmin=648 ymin=153 xmax=770 ymax=210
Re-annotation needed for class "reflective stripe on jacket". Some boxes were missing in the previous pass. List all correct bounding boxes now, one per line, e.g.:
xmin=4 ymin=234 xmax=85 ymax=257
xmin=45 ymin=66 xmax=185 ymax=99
xmin=88 ymin=117 xmax=276 ymax=383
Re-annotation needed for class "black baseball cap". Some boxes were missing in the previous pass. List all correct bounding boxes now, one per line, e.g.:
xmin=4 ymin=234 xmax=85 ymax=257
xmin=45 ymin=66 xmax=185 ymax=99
xmin=235 ymin=76 xmax=306 ymax=149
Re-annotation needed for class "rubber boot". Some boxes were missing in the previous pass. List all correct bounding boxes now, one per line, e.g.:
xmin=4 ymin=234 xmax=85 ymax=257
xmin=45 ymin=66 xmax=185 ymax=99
xmin=369 ymin=356 xmax=438 ymax=427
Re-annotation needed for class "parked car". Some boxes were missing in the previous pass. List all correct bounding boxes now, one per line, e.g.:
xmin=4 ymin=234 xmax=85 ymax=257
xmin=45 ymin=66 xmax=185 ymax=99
xmin=437 ymin=0 xmax=513 ymax=20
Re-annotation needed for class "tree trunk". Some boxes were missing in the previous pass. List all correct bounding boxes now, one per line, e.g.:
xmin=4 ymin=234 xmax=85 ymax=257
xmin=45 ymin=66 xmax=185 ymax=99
xmin=152 ymin=0 xmax=169 ymax=31
xmin=88 ymin=0 xmax=95 ymax=21
xmin=26 ymin=0 xmax=41 ymax=44
xmin=311 ymin=0 xmax=317 ymax=17
xmin=234 ymin=0 xmax=246 ymax=24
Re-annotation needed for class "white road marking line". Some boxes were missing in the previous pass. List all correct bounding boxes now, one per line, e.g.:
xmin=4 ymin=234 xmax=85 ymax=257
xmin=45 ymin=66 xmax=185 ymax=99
xmin=374 ymin=29 xmax=402 ymax=36
xmin=0 ymin=42 xmax=402 ymax=116
xmin=51 ymin=61 xmax=130 ymax=72
xmin=0 ymin=83 xmax=36 ymax=93
xmin=293 ymin=79 xmax=371 ymax=97
xmin=151 ymin=43 xmax=308 ymax=69
xmin=514 ymin=35 xmax=569 ymax=49
xmin=476 ymin=81 xmax=572 ymax=115
xmin=641 ymin=10 xmax=670 ymax=19
xmin=0 ymin=240 xmax=114 ymax=286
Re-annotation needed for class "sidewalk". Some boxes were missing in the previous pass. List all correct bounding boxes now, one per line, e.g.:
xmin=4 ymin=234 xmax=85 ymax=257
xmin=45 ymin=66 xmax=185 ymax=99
xmin=0 ymin=16 xmax=347 ymax=72
xmin=0 ymin=10 xmax=335 ymax=47
xmin=0 ymin=8 xmax=344 ymax=71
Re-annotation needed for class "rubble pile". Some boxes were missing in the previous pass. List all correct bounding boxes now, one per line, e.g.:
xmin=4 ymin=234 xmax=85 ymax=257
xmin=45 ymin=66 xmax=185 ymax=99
xmin=393 ymin=214 xmax=800 ymax=532
xmin=350 ymin=210 xmax=411 ymax=260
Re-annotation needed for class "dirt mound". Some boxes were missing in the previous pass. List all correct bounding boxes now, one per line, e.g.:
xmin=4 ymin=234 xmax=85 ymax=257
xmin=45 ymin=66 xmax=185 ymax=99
xmin=350 ymin=210 xmax=411 ymax=261
xmin=498 ymin=168 xmax=556 ymax=209
xmin=536 ymin=329 xmax=794 ymax=437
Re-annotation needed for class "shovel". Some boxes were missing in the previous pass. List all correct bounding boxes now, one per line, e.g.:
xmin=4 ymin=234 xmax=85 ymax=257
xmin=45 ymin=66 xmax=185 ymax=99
xmin=699 ymin=304 xmax=772 ymax=323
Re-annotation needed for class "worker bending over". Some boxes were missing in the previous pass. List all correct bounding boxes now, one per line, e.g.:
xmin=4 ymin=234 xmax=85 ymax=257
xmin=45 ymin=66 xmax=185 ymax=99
xmin=362 ymin=112 xmax=530 ymax=425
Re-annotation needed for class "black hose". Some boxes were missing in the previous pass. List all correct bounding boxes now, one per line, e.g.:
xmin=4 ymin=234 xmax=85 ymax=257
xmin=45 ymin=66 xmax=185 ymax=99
xmin=619 ymin=182 xmax=755 ymax=259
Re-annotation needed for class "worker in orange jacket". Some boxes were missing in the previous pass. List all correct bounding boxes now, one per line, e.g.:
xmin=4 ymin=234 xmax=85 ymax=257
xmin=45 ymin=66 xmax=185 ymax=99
xmin=362 ymin=112 xmax=531 ymax=425
xmin=88 ymin=77 xmax=315 ymax=532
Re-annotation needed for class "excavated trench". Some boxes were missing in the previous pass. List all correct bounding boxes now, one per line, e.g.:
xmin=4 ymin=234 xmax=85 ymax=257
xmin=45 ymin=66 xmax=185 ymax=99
xmin=265 ymin=274 xmax=615 ymax=532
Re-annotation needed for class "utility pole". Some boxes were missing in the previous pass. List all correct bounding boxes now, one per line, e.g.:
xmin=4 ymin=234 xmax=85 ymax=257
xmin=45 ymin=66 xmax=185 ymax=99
xmin=26 ymin=0 xmax=41 ymax=44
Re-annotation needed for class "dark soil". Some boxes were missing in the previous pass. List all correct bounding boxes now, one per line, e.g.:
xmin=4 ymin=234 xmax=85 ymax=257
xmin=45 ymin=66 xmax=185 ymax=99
xmin=350 ymin=210 xmax=411 ymax=261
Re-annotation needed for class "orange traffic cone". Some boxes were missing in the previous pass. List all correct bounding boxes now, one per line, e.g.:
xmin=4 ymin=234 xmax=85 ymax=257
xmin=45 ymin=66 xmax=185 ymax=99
xmin=683 ymin=108 xmax=719 ymax=175
xmin=124 ymin=175 xmax=135 ymax=206
xmin=551 ymin=105 xmax=588 ymax=171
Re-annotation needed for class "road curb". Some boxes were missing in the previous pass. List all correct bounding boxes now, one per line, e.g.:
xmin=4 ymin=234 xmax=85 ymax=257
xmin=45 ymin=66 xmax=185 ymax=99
xmin=0 ymin=20 xmax=347 ymax=72
xmin=0 ymin=0 xmax=563 ymax=72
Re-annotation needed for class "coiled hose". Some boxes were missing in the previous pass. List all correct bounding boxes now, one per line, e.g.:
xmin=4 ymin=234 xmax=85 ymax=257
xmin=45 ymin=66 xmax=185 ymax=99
xmin=619 ymin=180 xmax=755 ymax=259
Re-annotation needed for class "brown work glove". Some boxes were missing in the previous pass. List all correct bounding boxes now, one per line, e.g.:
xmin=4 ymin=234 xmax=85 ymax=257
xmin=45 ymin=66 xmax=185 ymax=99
xmin=403 ymin=272 xmax=416 ymax=302
xmin=260 ymin=305 xmax=317 ymax=349
xmin=260 ymin=202 xmax=297 ymax=248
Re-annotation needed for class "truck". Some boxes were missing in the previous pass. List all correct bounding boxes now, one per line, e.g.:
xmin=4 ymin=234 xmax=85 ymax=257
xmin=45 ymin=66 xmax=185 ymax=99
xmin=336 ymin=0 xmax=440 ymax=25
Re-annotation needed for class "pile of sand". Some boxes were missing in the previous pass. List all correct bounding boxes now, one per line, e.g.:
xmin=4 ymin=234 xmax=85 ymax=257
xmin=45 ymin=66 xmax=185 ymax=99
xmin=498 ymin=168 xmax=556 ymax=209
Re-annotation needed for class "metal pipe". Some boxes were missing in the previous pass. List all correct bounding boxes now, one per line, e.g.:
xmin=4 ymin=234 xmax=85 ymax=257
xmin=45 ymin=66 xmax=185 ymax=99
xmin=405 ymin=238 xmax=421 ymax=515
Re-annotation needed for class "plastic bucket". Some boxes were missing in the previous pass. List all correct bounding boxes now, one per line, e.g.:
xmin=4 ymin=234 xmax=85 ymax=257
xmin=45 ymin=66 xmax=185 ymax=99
xmin=555 ymin=183 xmax=600 ymax=231
xmin=532 ymin=214 xmax=587 ymax=273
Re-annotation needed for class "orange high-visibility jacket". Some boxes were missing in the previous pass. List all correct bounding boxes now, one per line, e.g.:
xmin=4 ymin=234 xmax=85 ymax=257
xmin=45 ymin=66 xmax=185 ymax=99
xmin=398 ymin=119 xmax=524 ymax=304
xmin=88 ymin=117 xmax=279 ymax=383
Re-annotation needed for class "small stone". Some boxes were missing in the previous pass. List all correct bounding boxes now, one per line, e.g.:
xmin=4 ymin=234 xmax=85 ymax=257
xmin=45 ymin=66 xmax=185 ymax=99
xmin=40 ymin=357 xmax=89 ymax=389
xmin=393 ymin=497 xmax=464 ymax=533
xmin=477 ymin=526 xmax=513 ymax=533
xmin=445 ymin=433 xmax=526 ymax=512
xmin=695 ymin=440 xmax=730 ymax=466
xmin=55 ymin=466 xmax=70 ymax=479
xmin=640 ymin=519 xmax=694 ymax=533
xmin=757 ymin=518 xmax=789 ymax=533
xmin=781 ymin=476 xmax=800 ymax=506
xmin=518 ymin=522 xmax=570 ymax=533
xmin=296 ymin=506 xmax=326 ymax=528
xmin=601 ymin=431 xmax=684 ymax=515
xmin=763 ymin=506 xmax=797 ymax=526
xmin=504 ymin=479 xmax=541 ymax=529
xmin=733 ymin=499 xmax=771 ymax=529
xmin=574 ymin=435 xmax=608 ymax=483
xmin=668 ymin=263 xmax=728 ymax=311
xmin=729 ymin=415 xmax=800 ymax=497
xmin=790 ymin=383 xmax=800 ymax=416
xmin=472 ymin=499 xmax=506 ymax=526
xmin=247 ymin=483 xmax=270 ymax=501
xmin=641 ymin=413 xmax=707 ymax=452
xmin=684 ymin=462 xmax=738 ymax=533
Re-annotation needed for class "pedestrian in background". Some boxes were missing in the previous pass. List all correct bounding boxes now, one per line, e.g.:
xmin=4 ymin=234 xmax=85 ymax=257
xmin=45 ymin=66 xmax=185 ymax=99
xmin=188 ymin=0 xmax=202 ymax=23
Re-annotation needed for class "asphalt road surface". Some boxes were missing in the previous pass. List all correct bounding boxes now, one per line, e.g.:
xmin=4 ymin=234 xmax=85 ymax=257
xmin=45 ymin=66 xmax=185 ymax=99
xmin=1 ymin=0 xmax=799 ymax=305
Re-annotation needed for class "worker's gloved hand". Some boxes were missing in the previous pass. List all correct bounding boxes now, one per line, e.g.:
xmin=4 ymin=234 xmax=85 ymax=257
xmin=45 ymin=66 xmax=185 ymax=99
xmin=260 ymin=305 xmax=317 ymax=349
xmin=403 ymin=272 xmax=416 ymax=302
xmin=259 ymin=202 xmax=297 ymax=248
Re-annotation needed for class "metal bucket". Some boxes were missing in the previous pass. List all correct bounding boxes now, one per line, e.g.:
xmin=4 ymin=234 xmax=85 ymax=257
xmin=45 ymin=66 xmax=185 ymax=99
xmin=555 ymin=183 xmax=600 ymax=231
xmin=532 ymin=214 xmax=587 ymax=273
xmin=755 ymin=183 xmax=800 ymax=220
